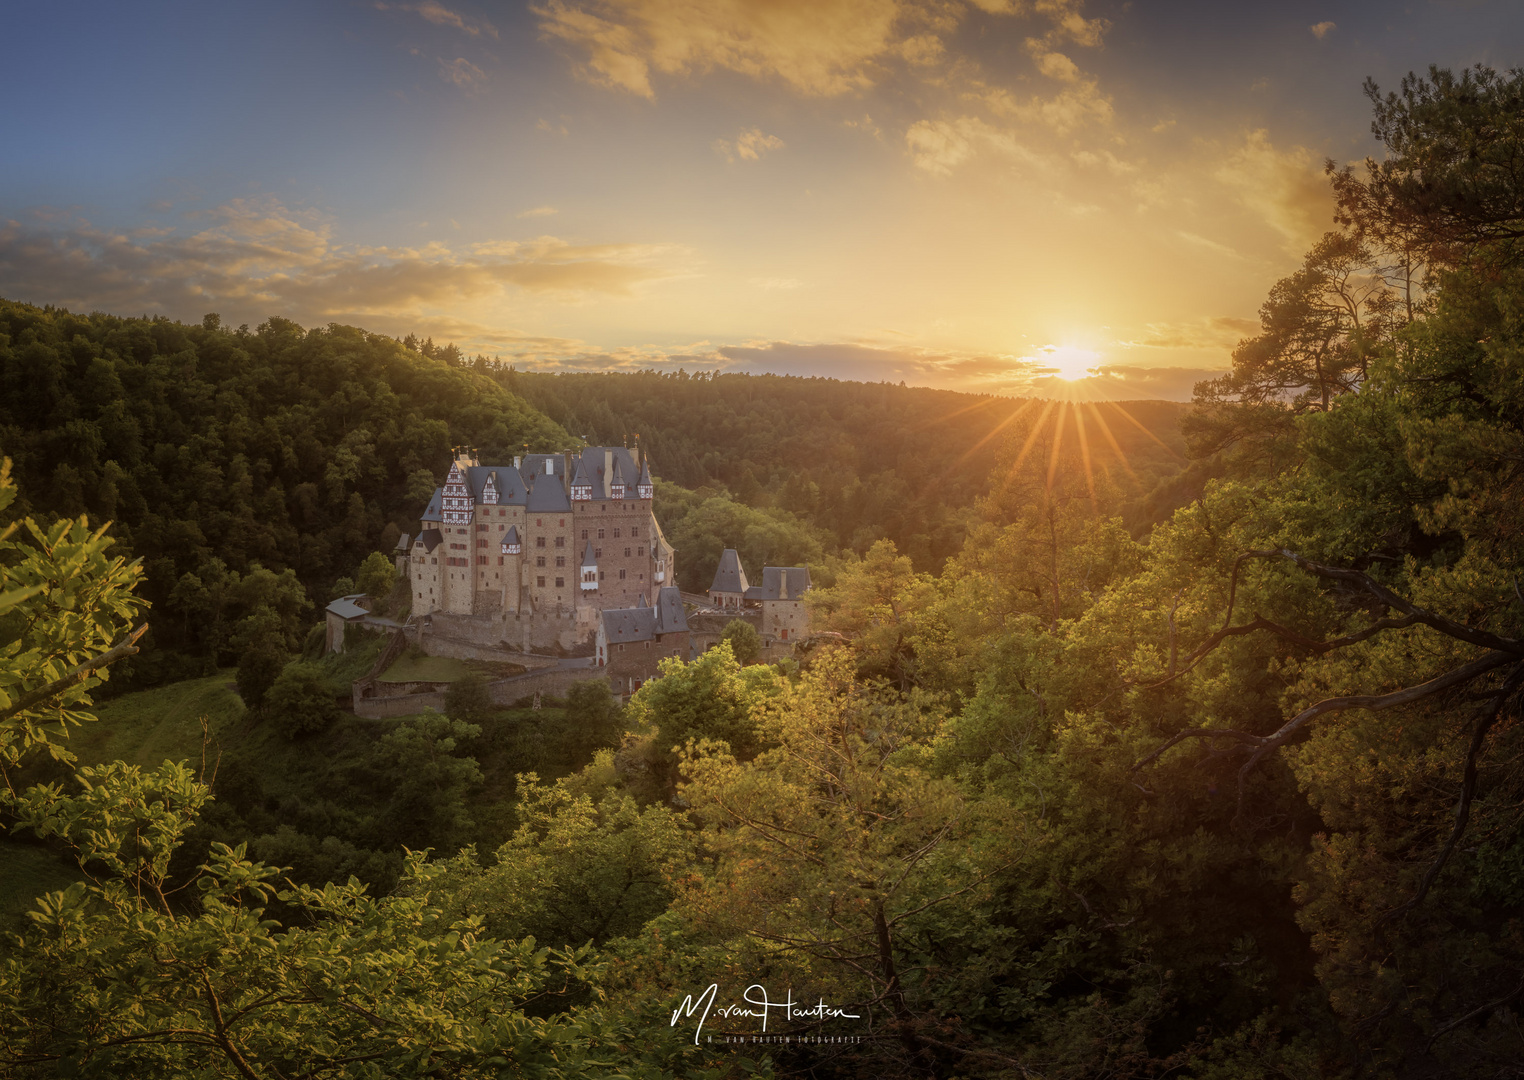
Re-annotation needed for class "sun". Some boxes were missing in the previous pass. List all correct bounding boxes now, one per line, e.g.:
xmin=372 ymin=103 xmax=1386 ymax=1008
xmin=1044 ymin=344 xmax=1101 ymax=381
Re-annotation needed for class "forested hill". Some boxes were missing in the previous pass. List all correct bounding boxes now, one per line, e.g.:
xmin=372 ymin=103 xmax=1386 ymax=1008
xmin=503 ymin=369 xmax=1191 ymax=567
xmin=0 ymin=300 xmax=567 ymax=676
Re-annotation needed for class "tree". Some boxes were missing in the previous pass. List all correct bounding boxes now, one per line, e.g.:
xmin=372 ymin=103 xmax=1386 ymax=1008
xmin=235 ymin=641 xmax=287 ymax=709
xmin=264 ymin=661 xmax=338 ymax=738
xmin=563 ymin=677 xmax=621 ymax=760
xmin=433 ymin=771 xmax=693 ymax=946
xmin=675 ymin=651 xmax=1016 ymax=1076
xmin=0 ymin=461 xmax=689 ymax=1077
xmin=369 ymin=711 xmax=483 ymax=852
xmin=1184 ymin=231 xmax=1406 ymax=460
xmin=1331 ymin=64 xmax=1524 ymax=248
xmin=718 ymin=619 xmax=760 ymax=665
xmin=443 ymin=673 xmax=493 ymax=726
xmin=624 ymin=642 xmax=776 ymax=779
xmin=356 ymin=550 xmax=397 ymax=600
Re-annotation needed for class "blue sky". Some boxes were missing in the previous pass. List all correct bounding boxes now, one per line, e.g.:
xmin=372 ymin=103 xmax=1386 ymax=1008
xmin=3 ymin=0 xmax=1521 ymax=398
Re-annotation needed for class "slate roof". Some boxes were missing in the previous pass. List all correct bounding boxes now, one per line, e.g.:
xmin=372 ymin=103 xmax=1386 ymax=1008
xmin=601 ymin=606 xmax=657 ymax=644
xmin=416 ymin=529 xmax=443 ymax=553
xmin=710 ymin=548 xmax=749 ymax=595
xmin=582 ymin=540 xmax=598 ymax=567
xmin=575 ymin=447 xmax=642 ymax=500
xmin=415 ymin=448 xmax=651 ymax=521
xmin=638 ymin=457 xmax=653 ymax=488
xmin=501 ymin=525 xmax=520 ymax=551
xmin=654 ymin=587 xmax=688 ymax=633
xmin=464 ymin=465 xmax=526 ymax=505
xmin=600 ymin=587 xmax=689 ymax=644
xmin=526 ymin=463 xmax=571 ymax=512
xmin=394 ymin=532 xmax=411 ymax=552
xmin=761 ymin=566 xmax=812 ymax=601
xmin=326 ymin=595 xmax=369 ymax=620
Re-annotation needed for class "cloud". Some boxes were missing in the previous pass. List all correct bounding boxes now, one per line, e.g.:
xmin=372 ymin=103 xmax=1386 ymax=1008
xmin=906 ymin=115 xmax=1041 ymax=175
xmin=713 ymin=127 xmax=785 ymax=163
xmin=1214 ymin=129 xmax=1333 ymax=249
xmin=518 ymin=206 xmax=559 ymax=218
xmin=532 ymin=0 xmax=1106 ymax=98
xmin=438 ymin=57 xmax=487 ymax=92
xmin=0 ymin=197 xmax=686 ymax=333
xmin=1176 ymin=231 xmax=1242 ymax=259
xmin=1115 ymin=316 xmax=1259 ymax=351
xmin=375 ymin=1 xmax=499 ymax=39
xmin=1309 ymin=20 xmax=1336 ymax=39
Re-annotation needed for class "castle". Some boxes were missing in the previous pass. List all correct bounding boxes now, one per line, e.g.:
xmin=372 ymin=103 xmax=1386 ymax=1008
xmin=404 ymin=446 xmax=676 ymax=650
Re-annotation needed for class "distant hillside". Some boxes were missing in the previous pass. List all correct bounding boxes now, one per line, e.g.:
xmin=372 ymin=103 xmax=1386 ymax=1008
xmin=0 ymin=298 xmax=568 ymax=678
xmin=504 ymin=370 xmax=1191 ymax=571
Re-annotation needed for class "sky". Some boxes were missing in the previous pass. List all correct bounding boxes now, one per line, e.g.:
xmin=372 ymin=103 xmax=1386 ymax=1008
xmin=2 ymin=1 xmax=1521 ymax=400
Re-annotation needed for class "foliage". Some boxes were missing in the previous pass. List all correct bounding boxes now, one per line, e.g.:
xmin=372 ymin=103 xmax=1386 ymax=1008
xmin=510 ymin=371 xmax=1188 ymax=576
xmin=264 ymin=660 xmax=339 ymax=739
xmin=443 ymin=672 xmax=493 ymax=726
xmin=0 ymin=304 xmax=568 ymax=679
xmin=0 ymin=456 xmax=145 ymax=790
xmin=234 ymin=640 xmax=286 ymax=709
xmin=717 ymin=619 xmax=760 ymax=665
xmin=624 ymin=643 xmax=779 ymax=785
xmin=433 ymin=770 xmax=693 ymax=946
xmin=0 ymin=760 xmax=686 ymax=1079
xmin=355 ymin=549 xmax=397 ymax=599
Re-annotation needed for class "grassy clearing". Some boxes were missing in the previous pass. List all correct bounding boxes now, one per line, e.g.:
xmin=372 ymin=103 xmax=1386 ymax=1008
xmin=75 ymin=672 xmax=247 ymax=771
xmin=377 ymin=654 xmax=474 ymax=683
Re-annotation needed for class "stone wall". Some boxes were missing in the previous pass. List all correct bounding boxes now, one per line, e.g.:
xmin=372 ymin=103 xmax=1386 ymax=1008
xmin=352 ymin=664 xmax=604 ymax=719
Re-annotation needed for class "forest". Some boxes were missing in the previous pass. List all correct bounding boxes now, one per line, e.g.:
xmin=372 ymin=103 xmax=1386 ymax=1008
xmin=1 ymin=64 xmax=1523 ymax=1079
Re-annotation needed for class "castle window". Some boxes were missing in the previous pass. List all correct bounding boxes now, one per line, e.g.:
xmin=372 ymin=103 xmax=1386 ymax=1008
xmin=499 ymin=509 xmax=506 ymax=517
xmin=598 ymin=529 xmax=605 ymax=539
xmin=599 ymin=570 xmax=605 ymax=580
xmin=613 ymin=528 xmax=621 ymax=538
xmin=619 ymin=569 xmax=627 ymax=580
xmin=536 ymin=536 xmax=546 ymax=548
xmin=632 ymin=525 xmax=640 ymax=537
xmin=624 ymin=547 xmax=631 ymax=557
xmin=637 ymin=546 xmax=645 ymax=556
xmin=555 ymin=536 xmax=565 ymax=548
xmin=555 ymin=577 xmax=564 ymax=587
xmin=476 ymin=524 xmax=486 ymax=532
xmin=498 ymin=556 xmax=504 ymax=566
xmin=536 ymin=518 xmax=542 ymax=526
xmin=582 ymin=529 xmax=589 ymax=539
xmin=477 ymin=556 xmax=487 ymax=565
xmin=536 ymin=556 xmax=546 ymax=567
xmin=595 ymin=547 xmax=602 ymax=558
xmin=555 ymin=556 xmax=565 ymax=568
xmin=559 ymin=519 xmax=565 ymax=527
xmin=537 ymin=576 xmax=545 ymax=587
xmin=477 ymin=540 xmax=486 ymax=548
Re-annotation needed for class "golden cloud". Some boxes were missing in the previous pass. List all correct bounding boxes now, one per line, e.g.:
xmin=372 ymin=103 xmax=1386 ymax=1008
xmin=1214 ymin=129 xmax=1333 ymax=249
xmin=0 ymin=198 xmax=685 ymax=332
xmin=713 ymin=127 xmax=786 ymax=163
xmin=374 ymin=1 xmax=499 ymax=38
xmin=533 ymin=0 xmax=1107 ymax=99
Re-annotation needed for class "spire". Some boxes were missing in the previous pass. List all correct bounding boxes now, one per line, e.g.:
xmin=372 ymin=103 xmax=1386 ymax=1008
xmin=570 ymin=456 xmax=593 ymax=501
xmin=609 ymin=455 xmax=627 ymax=499
xmin=637 ymin=455 xmax=654 ymax=500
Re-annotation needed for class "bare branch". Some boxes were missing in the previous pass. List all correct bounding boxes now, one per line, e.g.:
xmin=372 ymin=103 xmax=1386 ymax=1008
xmin=0 ymin=624 xmax=149 ymax=725
xmin=1378 ymin=665 xmax=1524 ymax=925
